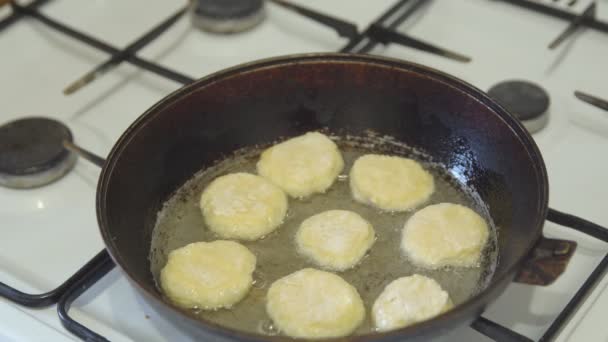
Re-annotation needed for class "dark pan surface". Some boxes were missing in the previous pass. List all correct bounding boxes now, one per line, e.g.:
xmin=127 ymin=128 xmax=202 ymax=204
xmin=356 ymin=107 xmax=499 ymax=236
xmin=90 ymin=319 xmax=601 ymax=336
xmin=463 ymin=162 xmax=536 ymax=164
xmin=97 ymin=53 xmax=548 ymax=341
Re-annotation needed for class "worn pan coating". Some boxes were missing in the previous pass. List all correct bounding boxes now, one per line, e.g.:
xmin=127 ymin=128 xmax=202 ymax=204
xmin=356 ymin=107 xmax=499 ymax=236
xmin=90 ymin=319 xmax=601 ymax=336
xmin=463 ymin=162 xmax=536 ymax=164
xmin=96 ymin=53 xmax=548 ymax=341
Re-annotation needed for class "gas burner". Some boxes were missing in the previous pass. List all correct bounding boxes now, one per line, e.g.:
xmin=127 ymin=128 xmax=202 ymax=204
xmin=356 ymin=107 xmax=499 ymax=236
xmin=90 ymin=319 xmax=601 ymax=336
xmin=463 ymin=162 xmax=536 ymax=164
xmin=0 ymin=117 xmax=76 ymax=189
xmin=488 ymin=80 xmax=550 ymax=134
xmin=190 ymin=0 xmax=265 ymax=34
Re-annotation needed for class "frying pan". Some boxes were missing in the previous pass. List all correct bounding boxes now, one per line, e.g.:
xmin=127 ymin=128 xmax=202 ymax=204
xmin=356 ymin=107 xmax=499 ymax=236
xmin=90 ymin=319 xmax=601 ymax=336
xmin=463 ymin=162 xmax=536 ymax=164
xmin=95 ymin=53 xmax=570 ymax=341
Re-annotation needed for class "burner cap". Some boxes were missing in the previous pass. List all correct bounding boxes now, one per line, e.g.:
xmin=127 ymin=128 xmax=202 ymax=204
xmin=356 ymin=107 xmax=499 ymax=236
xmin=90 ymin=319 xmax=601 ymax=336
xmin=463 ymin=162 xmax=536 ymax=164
xmin=190 ymin=0 xmax=265 ymax=34
xmin=487 ymin=80 xmax=550 ymax=134
xmin=0 ymin=117 xmax=77 ymax=188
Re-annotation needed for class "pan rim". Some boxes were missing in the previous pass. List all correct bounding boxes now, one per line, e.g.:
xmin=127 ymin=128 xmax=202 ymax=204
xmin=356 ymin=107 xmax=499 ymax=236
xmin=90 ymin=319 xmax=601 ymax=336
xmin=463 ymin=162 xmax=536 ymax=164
xmin=96 ymin=52 xmax=548 ymax=341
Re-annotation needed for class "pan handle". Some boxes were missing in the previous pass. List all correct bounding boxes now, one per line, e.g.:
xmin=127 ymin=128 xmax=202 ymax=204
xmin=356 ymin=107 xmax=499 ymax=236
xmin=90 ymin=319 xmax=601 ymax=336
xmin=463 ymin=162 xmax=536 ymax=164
xmin=514 ymin=208 xmax=608 ymax=286
xmin=513 ymin=235 xmax=576 ymax=286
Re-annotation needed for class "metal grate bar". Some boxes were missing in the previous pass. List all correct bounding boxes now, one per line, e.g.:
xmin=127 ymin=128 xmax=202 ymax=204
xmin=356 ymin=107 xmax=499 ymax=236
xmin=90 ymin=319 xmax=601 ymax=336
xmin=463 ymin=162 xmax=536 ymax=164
xmin=63 ymin=4 xmax=189 ymax=94
xmin=0 ymin=250 xmax=112 ymax=307
xmin=57 ymin=250 xmax=114 ymax=342
xmin=471 ymin=317 xmax=534 ymax=342
xmin=269 ymin=0 xmax=358 ymax=39
xmin=538 ymin=209 xmax=608 ymax=341
xmin=344 ymin=0 xmax=432 ymax=54
xmin=341 ymin=0 xmax=417 ymax=53
xmin=548 ymin=208 xmax=608 ymax=242
xmin=0 ymin=0 xmax=50 ymax=31
xmin=471 ymin=209 xmax=608 ymax=341
xmin=574 ymin=90 xmax=608 ymax=112
xmin=11 ymin=3 xmax=195 ymax=85
xmin=540 ymin=252 xmax=608 ymax=341
xmin=498 ymin=0 xmax=608 ymax=33
xmin=367 ymin=23 xmax=471 ymax=62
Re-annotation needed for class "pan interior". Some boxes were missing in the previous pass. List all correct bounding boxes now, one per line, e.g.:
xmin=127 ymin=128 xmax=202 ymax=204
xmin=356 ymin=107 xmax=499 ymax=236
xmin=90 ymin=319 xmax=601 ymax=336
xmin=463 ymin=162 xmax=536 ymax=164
xmin=149 ymin=133 xmax=498 ymax=336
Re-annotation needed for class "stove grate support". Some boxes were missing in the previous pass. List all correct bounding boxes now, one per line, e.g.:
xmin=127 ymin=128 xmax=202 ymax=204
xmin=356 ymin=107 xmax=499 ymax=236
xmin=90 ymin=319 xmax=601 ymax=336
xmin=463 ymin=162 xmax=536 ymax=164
xmin=0 ymin=250 xmax=113 ymax=307
xmin=0 ymin=0 xmax=50 ymax=31
xmin=0 ymin=1 xmax=606 ymax=341
xmin=498 ymin=0 xmax=608 ymax=33
xmin=8 ymin=2 xmax=195 ymax=86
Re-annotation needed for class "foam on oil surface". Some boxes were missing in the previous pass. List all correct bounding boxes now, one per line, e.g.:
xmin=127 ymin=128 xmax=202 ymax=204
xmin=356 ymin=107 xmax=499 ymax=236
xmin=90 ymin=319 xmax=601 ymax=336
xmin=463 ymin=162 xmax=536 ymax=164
xmin=149 ymin=137 xmax=497 ymax=336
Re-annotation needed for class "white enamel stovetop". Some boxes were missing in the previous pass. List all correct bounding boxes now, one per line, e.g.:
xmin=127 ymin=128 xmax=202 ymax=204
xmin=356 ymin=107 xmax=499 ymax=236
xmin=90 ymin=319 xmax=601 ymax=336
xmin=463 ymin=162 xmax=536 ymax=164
xmin=1 ymin=1 xmax=607 ymax=341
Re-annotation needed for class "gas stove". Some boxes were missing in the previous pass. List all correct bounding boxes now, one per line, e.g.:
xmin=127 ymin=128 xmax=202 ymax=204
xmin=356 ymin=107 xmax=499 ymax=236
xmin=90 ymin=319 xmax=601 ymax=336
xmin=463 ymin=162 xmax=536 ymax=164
xmin=1 ymin=1 xmax=607 ymax=341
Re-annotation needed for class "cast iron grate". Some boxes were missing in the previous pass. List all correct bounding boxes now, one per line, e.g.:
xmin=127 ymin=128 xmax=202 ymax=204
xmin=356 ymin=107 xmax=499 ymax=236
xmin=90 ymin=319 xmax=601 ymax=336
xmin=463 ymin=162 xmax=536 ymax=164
xmin=497 ymin=0 xmax=608 ymax=33
xmin=0 ymin=1 xmax=606 ymax=341
xmin=497 ymin=0 xmax=608 ymax=49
